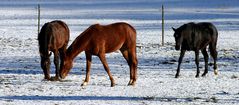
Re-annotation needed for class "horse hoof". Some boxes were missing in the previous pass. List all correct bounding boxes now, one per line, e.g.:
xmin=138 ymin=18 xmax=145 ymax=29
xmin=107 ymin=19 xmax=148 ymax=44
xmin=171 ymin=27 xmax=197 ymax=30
xmin=44 ymin=76 xmax=51 ymax=80
xmin=175 ymin=75 xmax=179 ymax=78
xmin=81 ymin=82 xmax=88 ymax=86
xmin=201 ymin=73 xmax=207 ymax=77
xmin=214 ymin=69 xmax=218 ymax=75
xmin=111 ymin=83 xmax=115 ymax=87
xmin=127 ymin=80 xmax=133 ymax=85
xmin=128 ymin=82 xmax=136 ymax=86
xmin=50 ymin=76 xmax=61 ymax=81
xmin=195 ymin=75 xmax=200 ymax=78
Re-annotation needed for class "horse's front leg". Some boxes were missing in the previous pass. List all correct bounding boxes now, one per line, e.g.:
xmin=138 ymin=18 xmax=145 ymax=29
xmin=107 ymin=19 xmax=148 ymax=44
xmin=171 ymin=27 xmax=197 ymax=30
xmin=51 ymin=51 xmax=61 ymax=81
xmin=99 ymin=53 xmax=115 ymax=87
xmin=195 ymin=50 xmax=200 ymax=78
xmin=81 ymin=52 xmax=92 ymax=86
xmin=175 ymin=50 xmax=185 ymax=78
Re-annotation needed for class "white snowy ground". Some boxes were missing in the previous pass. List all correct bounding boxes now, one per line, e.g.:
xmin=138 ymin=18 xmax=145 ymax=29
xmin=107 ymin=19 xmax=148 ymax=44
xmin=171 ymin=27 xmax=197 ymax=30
xmin=0 ymin=0 xmax=239 ymax=105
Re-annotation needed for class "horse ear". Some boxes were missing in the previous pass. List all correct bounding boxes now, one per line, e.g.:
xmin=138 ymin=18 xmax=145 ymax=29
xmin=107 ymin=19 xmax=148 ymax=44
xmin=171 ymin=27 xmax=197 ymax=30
xmin=172 ymin=27 xmax=176 ymax=31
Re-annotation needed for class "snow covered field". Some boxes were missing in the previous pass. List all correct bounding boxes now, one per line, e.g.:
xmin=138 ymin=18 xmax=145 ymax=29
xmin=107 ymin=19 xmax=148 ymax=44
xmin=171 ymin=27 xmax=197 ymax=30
xmin=0 ymin=0 xmax=239 ymax=104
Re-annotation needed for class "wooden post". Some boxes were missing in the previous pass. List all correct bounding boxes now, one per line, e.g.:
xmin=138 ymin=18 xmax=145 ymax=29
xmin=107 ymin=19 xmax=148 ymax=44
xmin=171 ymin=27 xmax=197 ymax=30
xmin=38 ymin=4 xmax=40 ymax=35
xmin=161 ymin=5 xmax=164 ymax=46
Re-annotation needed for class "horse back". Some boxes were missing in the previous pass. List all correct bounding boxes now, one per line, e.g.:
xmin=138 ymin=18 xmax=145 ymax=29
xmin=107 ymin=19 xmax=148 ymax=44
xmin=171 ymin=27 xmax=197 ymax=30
xmin=38 ymin=20 xmax=69 ymax=55
xmin=180 ymin=22 xmax=218 ymax=50
xmin=84 ymin=22 xmax=136 ymax=53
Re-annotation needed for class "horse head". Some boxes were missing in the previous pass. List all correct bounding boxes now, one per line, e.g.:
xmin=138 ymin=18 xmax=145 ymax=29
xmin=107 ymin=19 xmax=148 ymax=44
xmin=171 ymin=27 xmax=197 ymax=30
xmin=60 ymin=55 xmax=73 ymax=79
xmin=172 ymin=27 xmax=183 ymax=51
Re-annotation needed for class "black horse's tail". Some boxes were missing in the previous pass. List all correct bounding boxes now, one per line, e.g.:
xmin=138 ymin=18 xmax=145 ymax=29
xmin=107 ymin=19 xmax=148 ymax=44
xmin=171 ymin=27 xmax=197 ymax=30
xmin=208 ymin=23 xmax=218 ymax=66
xmin=208 ymin=23 xmax=218 ymax=49
xmin=38 ymin=22 xmax=53 ymax=57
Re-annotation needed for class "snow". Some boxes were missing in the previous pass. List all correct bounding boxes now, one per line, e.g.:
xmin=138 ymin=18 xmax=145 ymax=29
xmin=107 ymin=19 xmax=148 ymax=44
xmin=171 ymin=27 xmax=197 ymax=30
xmin=0 ymin=0 xmax=239 ymax=105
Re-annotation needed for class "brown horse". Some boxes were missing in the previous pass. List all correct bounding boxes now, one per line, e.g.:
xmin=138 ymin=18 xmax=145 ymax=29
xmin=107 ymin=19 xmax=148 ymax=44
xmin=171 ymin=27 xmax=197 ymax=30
xmin=60 ymin=22 xmax=138 ymax=87
xmin=38 ymin=20 xmax=70 ymax=81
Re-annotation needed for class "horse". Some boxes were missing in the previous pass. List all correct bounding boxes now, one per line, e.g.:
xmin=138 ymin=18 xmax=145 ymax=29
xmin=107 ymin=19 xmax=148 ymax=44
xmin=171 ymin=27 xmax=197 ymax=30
xmin=60 ymin=22 xmax=138 ymax=87
xmin=172 ymin=22 xmax=218 ymax=78
xmin=38 ymin=20 xmax=70 ymax=81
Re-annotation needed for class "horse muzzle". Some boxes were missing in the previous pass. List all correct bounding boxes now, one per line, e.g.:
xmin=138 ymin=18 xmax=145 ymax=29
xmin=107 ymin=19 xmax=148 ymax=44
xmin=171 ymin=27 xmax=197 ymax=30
xmin=60 ymin=73 xmax=66 ymax=79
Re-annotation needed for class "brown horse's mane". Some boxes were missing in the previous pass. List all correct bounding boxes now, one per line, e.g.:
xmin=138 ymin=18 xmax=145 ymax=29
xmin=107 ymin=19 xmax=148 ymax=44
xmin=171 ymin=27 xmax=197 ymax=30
xmin=66 ymin=24 xmax=95 ymax=59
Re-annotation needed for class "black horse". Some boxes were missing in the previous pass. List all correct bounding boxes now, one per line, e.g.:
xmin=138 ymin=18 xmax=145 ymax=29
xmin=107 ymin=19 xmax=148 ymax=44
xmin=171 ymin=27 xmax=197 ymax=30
xmin=38 ymin=20 xmax=70 ymax=81
xmin=172 ymin=22 xmax=218 ymax=78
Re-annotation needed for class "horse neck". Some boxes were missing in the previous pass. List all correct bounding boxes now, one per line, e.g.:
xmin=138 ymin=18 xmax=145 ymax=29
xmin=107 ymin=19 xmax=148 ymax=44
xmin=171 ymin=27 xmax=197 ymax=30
xmin=66 ymin=34 xmax=89 ymax=60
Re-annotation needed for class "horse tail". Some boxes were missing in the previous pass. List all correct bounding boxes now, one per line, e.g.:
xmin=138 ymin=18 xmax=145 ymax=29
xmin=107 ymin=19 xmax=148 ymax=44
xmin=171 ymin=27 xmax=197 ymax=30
xmin=208 ymin=23 xmax=218 ymax=61
xmin=208 ymin=23 xmax=218 ymax=47
xmin=38 ymin=22 xmax=53 ymax=57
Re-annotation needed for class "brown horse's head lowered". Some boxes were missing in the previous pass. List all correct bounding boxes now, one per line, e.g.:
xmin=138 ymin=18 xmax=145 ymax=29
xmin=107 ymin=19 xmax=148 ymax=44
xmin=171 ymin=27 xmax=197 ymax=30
xmin=60 ymin=51 xmax=73 ymax=79
xmin=38 ymin=20 xmax=69 ymax=81
xmin=60 ymin=22 xmax=138 ymax=87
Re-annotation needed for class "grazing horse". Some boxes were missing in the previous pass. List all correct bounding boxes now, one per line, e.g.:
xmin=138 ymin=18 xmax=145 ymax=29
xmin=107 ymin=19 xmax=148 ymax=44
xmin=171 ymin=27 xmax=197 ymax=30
xmin=60 ymin=22 xmax=138 ymax=87
xmin=38 ymin=20 xmax=70 ymax=81
xmin=172 ymin=22 xmax=218 ymax=78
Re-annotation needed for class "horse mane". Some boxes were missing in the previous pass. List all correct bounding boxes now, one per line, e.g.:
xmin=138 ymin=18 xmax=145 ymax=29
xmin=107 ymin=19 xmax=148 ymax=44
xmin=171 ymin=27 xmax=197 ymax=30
xmin=66 ymin=22 xmax=136 ymax=58
xmin=66 ymin=24 xmax=95 ymax=55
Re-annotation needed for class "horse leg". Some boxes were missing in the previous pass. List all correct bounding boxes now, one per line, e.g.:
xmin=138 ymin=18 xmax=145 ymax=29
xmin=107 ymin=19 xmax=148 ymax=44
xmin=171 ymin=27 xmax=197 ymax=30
xmin=175 ymin=50 xmax=185 ymax=78
xmin=81 ymin=52 xmax=92 ymax=86
xmin=120 ymin=48 xmax=138 ymax=86
xmin=120 ymin=49 xmax=132 ymax=85
xmin=41 ymin=57 xmax=50 ymax=80
xmin=201 ymin=48 xmax=209 ymax=77
xmin=209 ymin=43 xmax=218 ymax=75
xmin=51 ymin=51 xmax=60 ymax=81
xmin=129 ymin=49 xmax=137 ymax=86
xmin=195 ymin=50 xmax=200 ymax=78
xmin=98 ymin=53 xmax=115 ymax=87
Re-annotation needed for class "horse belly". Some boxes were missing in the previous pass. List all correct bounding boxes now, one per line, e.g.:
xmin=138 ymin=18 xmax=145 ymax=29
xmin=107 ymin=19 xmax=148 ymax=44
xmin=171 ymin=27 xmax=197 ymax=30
xmin=105 ymin=42 xmax=124 ymax=53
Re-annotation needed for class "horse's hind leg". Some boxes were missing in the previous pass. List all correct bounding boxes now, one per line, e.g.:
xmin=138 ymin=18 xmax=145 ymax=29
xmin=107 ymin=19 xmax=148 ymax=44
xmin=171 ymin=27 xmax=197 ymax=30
xmin=81 ymin=52 xmax=92 ymax=86
xmin=41 ymin=57 xmax=50 ymax=80
xmin=51 ymin=51 xmax=61 ymax=81
xmin=120 ymin=49 xmax=137 ymax=86
xmin=201 ymin=48 xmax=209 ymax=77
xmin=120 ymin=49 xmax=132 ymax=84
xmin=59 ymin=47 xmax=66 ymax=78
xmin=129 ymin=50 xmax=137 ymax=86
xmin=195 ymin=50 xmax=200 ymax=78
xmin=98 ymin=53 xmax=115 ymax=87
xmin=209 ymin=43 xmax=218 ymax=75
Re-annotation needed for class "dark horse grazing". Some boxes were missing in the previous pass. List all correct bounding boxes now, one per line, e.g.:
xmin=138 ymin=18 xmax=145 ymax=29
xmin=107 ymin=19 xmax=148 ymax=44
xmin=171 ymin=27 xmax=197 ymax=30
xmin=60 ymin=22 xmax=138 ymax=87
xmin=172 ymin=22 xmax=218 ymax=78
xmin=38 ymin=20 xmax=70 ymax=81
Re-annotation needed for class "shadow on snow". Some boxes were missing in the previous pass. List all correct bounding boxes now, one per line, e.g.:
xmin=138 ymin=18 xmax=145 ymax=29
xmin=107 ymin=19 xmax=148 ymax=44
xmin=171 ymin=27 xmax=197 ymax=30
xmin=0 ymin=95 xmax=238 ymax=103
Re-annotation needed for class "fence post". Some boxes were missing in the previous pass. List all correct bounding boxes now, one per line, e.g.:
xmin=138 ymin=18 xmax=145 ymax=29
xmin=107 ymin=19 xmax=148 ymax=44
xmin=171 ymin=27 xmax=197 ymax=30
xmin=38 ymin=4 xmax=40 ymax=35
xmin=161 ymin=5 xmax=164 ymax=46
